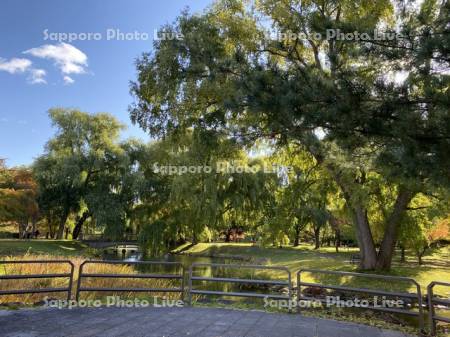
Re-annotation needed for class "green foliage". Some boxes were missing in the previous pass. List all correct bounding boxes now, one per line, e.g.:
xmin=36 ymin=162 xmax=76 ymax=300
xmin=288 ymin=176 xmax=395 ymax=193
xmin=129 ymin=0 xmax=449 ymax=269
xmin=0 ymin=165 xmax=38 ymax=236
xmin=5 ymin=0 xmax=444 ymax=269
xmin=134 ymin=129 xmax=277 ymax=248
xmin=33 ymin=108 xmax=141 ymax=239
xmin=398 ymin=193 xmax=450 ymax=263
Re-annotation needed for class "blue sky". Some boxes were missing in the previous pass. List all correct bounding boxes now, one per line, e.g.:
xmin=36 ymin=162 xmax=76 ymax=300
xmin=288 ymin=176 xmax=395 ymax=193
xmin=0 ymin=0 xmax=212 ymax=167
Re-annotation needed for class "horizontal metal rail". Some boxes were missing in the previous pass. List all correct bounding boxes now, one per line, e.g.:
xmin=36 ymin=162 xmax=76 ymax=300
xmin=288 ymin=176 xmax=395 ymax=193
xmin=0 ymin=273 xmax=71 ymax=280
xmin=296 ymin=269 xmax=424 ymax=333
xmin=188 ymin=263 xmax=292 ymax=309
xmin=0 ymin=260 xmax=74 ymax=301
xmin=190 ymin=289 xmax=289 ymax=300
xmin=81 ymin=273 xmax=182 ymax=279
xmin=427 ymin=281 xmax=450 ymax=335
xmin=75 ymin=260 xmax=184 ymax=301
xmin=297 ymin=281 xmax=418 ymax=299
xmin=3 ymin=258 xmax=450 ymax=336
xmin=191 ymin=276 xmax=288 ymax=286
xmin=78 ymin=287 xmax=183 ymax=292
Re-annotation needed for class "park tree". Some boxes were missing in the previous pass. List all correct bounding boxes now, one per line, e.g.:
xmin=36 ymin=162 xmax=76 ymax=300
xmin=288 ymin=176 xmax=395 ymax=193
xmin=0 ymin=163 xmax=39 ymax=238
xmin=398 ymin=193 xmax=450 ymax=264
xmin=135 ymin=129 xmax=276 ymax=254
xmin=33 ymin=108 xmax=131 ymax=239
xmin=129 ymin=0 xmax=449 ymax=270
xmin=270 ymin=146 xmax=341 ymax=248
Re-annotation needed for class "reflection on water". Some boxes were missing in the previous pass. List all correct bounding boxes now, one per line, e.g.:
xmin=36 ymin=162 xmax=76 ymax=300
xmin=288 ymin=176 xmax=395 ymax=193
xmin=102 ymin=248 xmax=241 ymax=266
xmin=101 ymin=248 xmax=286 ymax=304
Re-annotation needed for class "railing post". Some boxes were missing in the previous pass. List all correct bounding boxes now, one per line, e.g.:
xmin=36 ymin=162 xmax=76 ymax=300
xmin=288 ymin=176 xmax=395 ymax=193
xmin=75 ymin=261 xmax=86 ymax=301
xmin=188 ymin=264 xmax=193 ymax=306
xmin=74 ymin=260 xmax=184 ymax=300
xmin=287 ymin=269 xmax=292 ymax=313
xmin=293 ymin=268 xmax=426 ymax=335
xmin=180 ymin=265 xmax=185 ymax=303
xmin=427 ymin=282 xmax=436 ymax=336
xmin=67 ymin=261 xmax=75 ymax=301
xmin=296 ymin=270 xmax=301 ymax=314
xmin=414 ymin=281 xmax=425 ymax=334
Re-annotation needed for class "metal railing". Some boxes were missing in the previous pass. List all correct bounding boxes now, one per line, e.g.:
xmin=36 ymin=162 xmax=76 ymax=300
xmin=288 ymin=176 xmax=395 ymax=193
xmin=3 ymin=258 xmax=450 ymax=335
xmin=75 ymin=260 xmax=184 ymax=301
xmin=188 ymin=263 xmax=292 ymax=308
xmin=427 ymin=281 xmax=450 ymax=335
xmin=0 ymin=260 xmax=74 ymax=301
xmin=296 ymin=269 xmax=425 ymax=332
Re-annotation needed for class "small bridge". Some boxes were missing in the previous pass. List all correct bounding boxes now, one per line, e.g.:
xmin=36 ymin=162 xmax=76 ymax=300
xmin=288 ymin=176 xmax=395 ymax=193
xmin=81 ymin=233 xmax=138 ymax=250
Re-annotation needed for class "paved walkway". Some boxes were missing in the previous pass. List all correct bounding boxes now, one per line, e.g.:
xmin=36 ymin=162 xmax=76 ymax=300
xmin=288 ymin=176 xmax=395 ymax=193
xmin=0 ymin=307 xmax=414 ymax=337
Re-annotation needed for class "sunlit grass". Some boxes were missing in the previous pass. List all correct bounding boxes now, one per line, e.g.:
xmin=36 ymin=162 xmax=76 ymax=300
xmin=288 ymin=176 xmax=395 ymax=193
xmin=180 ymin=242 xmax=450 ymax=296
xmin=0 ymin=239 xmax=90 ymax=257
xmin=0 ymin=254 xmax=182 ymax=305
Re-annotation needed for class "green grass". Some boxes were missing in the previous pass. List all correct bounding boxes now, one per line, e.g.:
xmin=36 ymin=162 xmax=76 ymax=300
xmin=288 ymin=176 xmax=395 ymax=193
xmin=179 ymin=242 xmax=450 ymax=296
xmin=0 ymin=239 xmax=448 ymax=334
xmin=0 ymin=239 xmax=92 ymax=257
xmin=181 ymin=242 xmax=450 ymax=334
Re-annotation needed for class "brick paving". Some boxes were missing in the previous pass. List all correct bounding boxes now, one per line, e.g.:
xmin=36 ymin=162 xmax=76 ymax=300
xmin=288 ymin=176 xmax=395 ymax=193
xmin=0 ymin=307 xmax=414 ymax=337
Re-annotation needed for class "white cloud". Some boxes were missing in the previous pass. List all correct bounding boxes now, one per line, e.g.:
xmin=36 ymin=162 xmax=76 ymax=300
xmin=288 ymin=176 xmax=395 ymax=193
xmin=24 ymin=42 xmax=88 ymax=75
xmin=63 ymin=75 xmax=74 ymax=85
xmin=28 ymin=68 xmax=47 ymax=84
xmin=0 ymin=57 xmax=32 ymax=73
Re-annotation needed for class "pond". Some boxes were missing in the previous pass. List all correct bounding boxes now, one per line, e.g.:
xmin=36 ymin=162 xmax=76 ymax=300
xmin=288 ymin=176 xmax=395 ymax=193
xmin=103 ymin=247 xmax=242 ymax=266
xmin=100 ymin=246 xmax=288 ymax=306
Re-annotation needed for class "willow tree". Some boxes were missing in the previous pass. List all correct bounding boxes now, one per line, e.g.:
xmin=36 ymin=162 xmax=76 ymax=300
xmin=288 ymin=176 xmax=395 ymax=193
xmin=130 ymin=0 xmax=449 ymax=270
xmin=33 ymin=108 xmax=131 ymax=239
xmin=136 ymin=128 xmax=275 ymax=253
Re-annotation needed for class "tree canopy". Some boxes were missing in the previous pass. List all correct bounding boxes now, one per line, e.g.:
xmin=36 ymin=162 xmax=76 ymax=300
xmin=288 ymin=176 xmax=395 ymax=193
xmin=129 ymin=0 xmax=450 ymax=270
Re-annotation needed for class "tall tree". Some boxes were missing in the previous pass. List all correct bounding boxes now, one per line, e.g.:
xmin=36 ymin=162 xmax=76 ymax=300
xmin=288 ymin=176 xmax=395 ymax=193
xmin=129 ymin=0 xmax=449 ymax=270
xmin=135 ymin=129 xmax=275 ymax=254
xmin=33 ymin=108 xmax=125 ymax=239
xmin=0 ymin=164 xmax=39 ymax=238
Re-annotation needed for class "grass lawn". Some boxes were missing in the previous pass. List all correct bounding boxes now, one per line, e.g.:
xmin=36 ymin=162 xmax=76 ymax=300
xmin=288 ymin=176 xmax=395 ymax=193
xmin=179 ymin=242 xmax=450 ymax=296
xmin=1 ymin=239 xmax=448 ymax=295
xmin=0 ymin=239 xmax=448 ymax=334
xmin=0 ymin=239 xmax=92 ymax=257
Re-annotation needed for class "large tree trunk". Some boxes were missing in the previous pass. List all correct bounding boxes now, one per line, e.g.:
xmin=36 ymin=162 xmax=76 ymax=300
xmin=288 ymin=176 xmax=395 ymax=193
xmin=47 ymin=215 xmax=56 ymax=238
xmin=352 ymin=205 xmax=378 ymax=270
xmin=305 ymin=141 xmax=410 ymax=271
xmin=334 ymin=229 xmax=341 ymax=252
xmin=400 ymin=246 xmax=406 ymax=263
xmin=323 ymin=160 xmax=377 ymax=269
xmin=31 ymin=216 xmax=37 ymax=238
xmin=18 ymin=219 xmax=28 ymax=239
xmin=56 ymin=210 xmax=69 ymax=239
xmin=327 ymin=212 xmax=341 ymax=252
xmin=293 ymin=224 xmax=301 ymax=247
xmin=375 ymin=187 xmax=415 ymax=271
xmin=72 ymin=211 xmax=90 ymax=240
xmin=313 ymin=226 xmax=321 ymax=249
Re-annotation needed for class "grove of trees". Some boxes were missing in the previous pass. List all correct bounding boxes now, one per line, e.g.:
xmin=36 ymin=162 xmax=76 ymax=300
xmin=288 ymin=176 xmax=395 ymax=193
xmin=128 ymin=0 xmax=450 ymax=270
xmin=0 ymin=0 xmax=448 ymax=272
